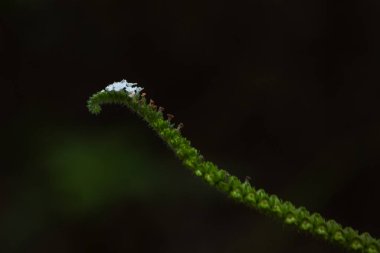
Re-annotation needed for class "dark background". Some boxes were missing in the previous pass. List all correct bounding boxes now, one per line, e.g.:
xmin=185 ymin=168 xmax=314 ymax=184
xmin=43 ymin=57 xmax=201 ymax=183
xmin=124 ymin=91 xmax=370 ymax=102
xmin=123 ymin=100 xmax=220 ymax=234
xmin=1 ymin=0 xmax=379 ymax=252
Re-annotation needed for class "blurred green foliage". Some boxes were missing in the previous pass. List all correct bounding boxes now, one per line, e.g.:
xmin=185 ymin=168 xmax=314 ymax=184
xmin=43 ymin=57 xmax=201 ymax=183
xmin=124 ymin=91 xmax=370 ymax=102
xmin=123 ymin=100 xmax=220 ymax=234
xmin=1 ymin=122 xmax=215 ymax=252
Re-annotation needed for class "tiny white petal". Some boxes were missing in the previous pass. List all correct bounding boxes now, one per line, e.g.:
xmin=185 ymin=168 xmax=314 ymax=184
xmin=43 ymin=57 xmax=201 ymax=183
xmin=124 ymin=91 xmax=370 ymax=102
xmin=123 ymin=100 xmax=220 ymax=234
xmin=125 ymin=86 xmax=135 ymax=93
xmin=135 ymin=87 xmax=143 ymax=93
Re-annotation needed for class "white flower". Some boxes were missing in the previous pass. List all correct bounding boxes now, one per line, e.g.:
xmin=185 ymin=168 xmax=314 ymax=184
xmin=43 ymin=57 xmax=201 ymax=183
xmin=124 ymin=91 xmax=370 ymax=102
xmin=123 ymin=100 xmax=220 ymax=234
xmin=103 ymin=79 xmax=143 ymax=97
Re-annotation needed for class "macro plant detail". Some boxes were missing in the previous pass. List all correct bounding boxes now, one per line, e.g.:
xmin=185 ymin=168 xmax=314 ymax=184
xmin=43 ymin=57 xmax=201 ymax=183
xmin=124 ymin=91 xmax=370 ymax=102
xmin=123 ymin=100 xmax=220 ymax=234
xmin=87 ymin=80 xmax=380 ymax=253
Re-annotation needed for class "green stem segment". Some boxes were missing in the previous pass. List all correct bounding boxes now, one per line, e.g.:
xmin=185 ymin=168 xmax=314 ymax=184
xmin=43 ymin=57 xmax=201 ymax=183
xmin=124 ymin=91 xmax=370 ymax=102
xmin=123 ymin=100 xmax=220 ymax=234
xmin=87 ymin=90 xmax=379 ymax=253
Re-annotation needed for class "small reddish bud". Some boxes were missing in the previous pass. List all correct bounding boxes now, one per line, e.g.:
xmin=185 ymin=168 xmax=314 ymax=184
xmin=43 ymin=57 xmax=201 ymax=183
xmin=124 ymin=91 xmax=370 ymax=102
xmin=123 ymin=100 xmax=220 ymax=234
xmin=149 ymin=99 xmax=157 ymax=110
xmin=177 ymin=123 xmax=184 ymax=130
xmin=167 ymin=114 xmax=174 ymax=121
xmin=139 ymin=93 xmax=147 ymax=104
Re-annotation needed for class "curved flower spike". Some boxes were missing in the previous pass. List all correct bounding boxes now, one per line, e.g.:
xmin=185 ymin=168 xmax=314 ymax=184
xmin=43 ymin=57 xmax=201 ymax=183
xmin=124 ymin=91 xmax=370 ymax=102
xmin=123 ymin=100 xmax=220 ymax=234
xmin=87 ymin=80 xmax=380 ymax=253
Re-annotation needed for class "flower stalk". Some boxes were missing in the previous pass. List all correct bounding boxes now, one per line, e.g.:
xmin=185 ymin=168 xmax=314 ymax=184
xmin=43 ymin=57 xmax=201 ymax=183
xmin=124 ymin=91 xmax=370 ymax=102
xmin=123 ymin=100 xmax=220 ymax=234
xmin=87 ymin=80 xmax=379 ymax=253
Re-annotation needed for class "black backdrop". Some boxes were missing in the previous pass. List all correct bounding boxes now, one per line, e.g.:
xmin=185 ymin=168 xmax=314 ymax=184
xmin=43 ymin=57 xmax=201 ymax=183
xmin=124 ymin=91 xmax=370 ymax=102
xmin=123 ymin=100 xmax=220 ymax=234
xmin=1 ymin=0 xmax=380 ymax=252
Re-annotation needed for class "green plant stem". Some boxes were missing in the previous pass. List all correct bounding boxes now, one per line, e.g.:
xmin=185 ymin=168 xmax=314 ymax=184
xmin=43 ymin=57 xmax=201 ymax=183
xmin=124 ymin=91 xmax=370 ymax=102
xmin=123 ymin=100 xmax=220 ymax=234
xmin=87 ymin=90 xmax=379 ymax=253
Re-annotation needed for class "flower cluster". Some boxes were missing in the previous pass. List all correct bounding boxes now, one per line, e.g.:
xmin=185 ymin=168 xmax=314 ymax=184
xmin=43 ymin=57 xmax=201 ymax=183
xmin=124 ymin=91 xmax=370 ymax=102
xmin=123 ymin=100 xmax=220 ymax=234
xmin=103 ymin=79 xmax=143 ymax=97
xmin=87 ymin=83 xmax=380 ymax=253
